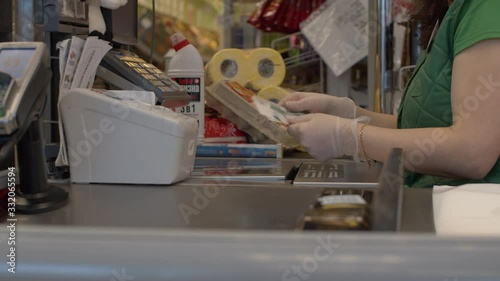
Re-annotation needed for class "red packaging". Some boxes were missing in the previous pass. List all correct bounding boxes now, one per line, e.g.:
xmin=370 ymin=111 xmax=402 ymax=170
xmin=283 ymin=0 xmax=297 ymax=31
xmin=247 ymin=0 xmax=271 ymax=29
xmin=311 ymin=0 xmax=318 ymax=11
xmin=304 ymin=0 xmax=312 ymax=21
xmin=248 ymin=0 xmax=325 ymax=34
xmin=266 ymin=0 xmax=289 ymax=33
xmin=247 ymin=8 xmax=260 ymax=26
xmin=292 ymin=0 xmax=302 ymax=31
xmin=274 ymin=0 xmax=290 ymax=33
xmin=261 ymin=0 xmax=283 ymax=24
xmin=300 ymin=0 xmax=309 ymax=25
xmin=204 ymin=116 xmax=248 ymax=144
xmin=312 ymin=0 xmax=323 ymax=11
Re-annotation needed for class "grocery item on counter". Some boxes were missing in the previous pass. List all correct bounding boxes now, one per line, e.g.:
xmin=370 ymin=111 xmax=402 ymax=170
xmin=196 ymin=143 xmax=283 ymax=158
xmin=168 ymin=32 xmax=205 ymax=143
xmin=206 ymin=81 xmax=301 ymax=149
xmin=204 ymin=115 xmax=248 ymax=144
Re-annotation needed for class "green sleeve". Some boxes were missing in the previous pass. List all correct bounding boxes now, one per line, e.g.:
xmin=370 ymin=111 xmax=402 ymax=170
xmin=453 ymin=0 xmax=500 ymax=56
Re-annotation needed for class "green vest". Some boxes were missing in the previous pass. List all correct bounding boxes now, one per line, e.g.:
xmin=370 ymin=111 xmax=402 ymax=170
xmin=397 ymin=0 xmax=500 ymax=187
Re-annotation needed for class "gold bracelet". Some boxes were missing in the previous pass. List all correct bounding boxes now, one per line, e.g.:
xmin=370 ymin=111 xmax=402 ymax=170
xmin=359 ymin=124 xmax=371 ymax=169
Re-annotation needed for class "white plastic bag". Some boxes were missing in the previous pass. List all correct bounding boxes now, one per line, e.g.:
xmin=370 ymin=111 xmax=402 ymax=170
xmin=301 ymin=0 xmax=369 ymax=77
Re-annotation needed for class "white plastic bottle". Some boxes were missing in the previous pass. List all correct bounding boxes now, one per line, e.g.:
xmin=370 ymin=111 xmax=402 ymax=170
xmin=167 ymin=32 xmax=205 ymax=143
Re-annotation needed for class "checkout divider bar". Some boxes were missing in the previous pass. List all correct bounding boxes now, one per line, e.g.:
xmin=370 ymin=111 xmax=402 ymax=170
xmin=372 ymin=148 xmax=405 ymax=231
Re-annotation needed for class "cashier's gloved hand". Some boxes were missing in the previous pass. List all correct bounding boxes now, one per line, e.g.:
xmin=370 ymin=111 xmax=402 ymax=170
xmin=287 ymin=114 xmax=370 ymax=162
xmin=279 ymin=92 xmax=357 ymax=119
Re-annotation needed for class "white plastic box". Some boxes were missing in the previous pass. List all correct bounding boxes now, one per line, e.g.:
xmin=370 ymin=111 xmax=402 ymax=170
xmin=59 ymin=89 xmax=198 ymax=185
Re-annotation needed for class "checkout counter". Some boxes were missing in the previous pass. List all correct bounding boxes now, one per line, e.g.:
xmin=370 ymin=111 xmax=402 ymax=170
xmin=0 ymin=42 xmax=499 ymax=281
xmin=2 ymin=153 xmax=500 ymax=280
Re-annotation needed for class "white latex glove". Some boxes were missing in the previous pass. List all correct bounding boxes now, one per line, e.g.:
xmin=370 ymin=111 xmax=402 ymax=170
xmin=287 ymin=114 xmax=370 ymax=162
xmin=279 ymin=92 xmax=357 ymax=119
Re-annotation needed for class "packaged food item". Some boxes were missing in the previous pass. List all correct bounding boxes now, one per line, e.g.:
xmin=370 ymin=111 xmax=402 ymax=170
xmin=204 ymin=116 xmax=248 ymax=144
xmin=206 ymin=81 xmax=301 ymax=149
xmin=257 ymin=86 xmax=292 ymax=104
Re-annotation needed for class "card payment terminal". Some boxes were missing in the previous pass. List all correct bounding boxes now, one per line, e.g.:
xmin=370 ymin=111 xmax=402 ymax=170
xmin=0 ymin=44 xmax=49 ymax=135
xmin=99 ymin=49 xmax=191 ymax=108
xmin=0 ymin=42 xmax=68 ymax=214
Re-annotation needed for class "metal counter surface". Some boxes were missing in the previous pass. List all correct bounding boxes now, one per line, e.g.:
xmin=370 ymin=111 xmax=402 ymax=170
xmin=15 ymin=182 xmax=322 ymax=230
xmin=11 ymin=157 xmax=432 ymax=232
xmin=12 ymin=181 xmax=435 ymax=232
xmin=2 ymin=157 xmax=497 ymax=281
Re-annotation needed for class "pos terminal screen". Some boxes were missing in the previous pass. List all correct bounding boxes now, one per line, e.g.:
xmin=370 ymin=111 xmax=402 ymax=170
xmin=0 ymin=48 xmax=35 ymax=79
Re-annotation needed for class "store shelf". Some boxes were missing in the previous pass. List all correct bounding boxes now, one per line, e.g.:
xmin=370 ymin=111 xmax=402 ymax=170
xmin=271 ymin=32 xmax=323 ymax=92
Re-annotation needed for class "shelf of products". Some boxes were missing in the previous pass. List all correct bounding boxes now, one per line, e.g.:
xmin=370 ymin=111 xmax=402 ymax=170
xmin=135 ymin=4 xmax=220 ymax=68
xmin=270 ymin=32 xmax=323 ymax=92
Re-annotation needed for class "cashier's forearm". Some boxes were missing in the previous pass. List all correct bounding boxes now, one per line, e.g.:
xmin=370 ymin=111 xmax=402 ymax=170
xmin=360 ymin=125 xmax=496 ymax=180
xmin=356 ymin=107 xmax=397 ymax=129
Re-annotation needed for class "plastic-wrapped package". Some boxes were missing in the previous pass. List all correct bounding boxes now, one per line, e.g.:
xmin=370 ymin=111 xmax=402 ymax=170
xmin=247 ymin=0 xmax=327 ymax=34
xmin=205 ymin=48 xmax=286 ymax=91
xmin=257 ymin=86 xmax=292 ymax=104
xmin=273 ymin=0 xmax=290 ymax=33
xmin=301 ymin=0 xmax=369 ymax=76
xmin=261 ymin=0 xmax=284 ymax=32
xmin=204 ymin=116 xmax=248 ymax=144
xmin=293 ymin=0 xmax=304 ymax=30
xmin=246 ymin=48 xmax=286 ymax=91
xmin=205 ymin=49 xmax=250 ymax=86
xmin=247 ymin=0 xmax=271 ymax=30
xmin=206 ymin=81 xmax=300 ymax=149
xmin=283 ymin=0 xmax=297 ymax=32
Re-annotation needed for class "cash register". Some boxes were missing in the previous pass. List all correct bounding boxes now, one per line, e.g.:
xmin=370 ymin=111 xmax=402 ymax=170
xmin=0 ymin=42 xmax=68 ymax=214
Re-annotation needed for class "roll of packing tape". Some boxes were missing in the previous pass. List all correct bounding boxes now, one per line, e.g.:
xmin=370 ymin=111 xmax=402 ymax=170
xmin=206 ymin=49 xmax=250 ymax=86
xmin=247 ymin=48 xmax=286 ymax=91
xmin=257 ymin=86 xmax=291 ymax=104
